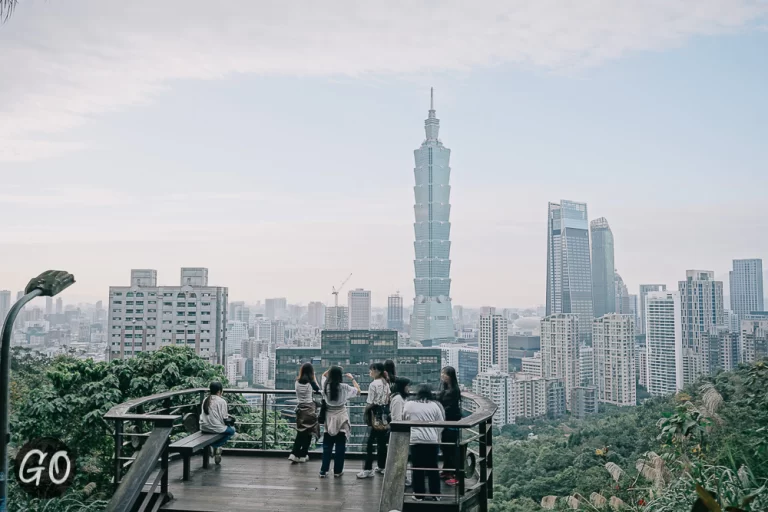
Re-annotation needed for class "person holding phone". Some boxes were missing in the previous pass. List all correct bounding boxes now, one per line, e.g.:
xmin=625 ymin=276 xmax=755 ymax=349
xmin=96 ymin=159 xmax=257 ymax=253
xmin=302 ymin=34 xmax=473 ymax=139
xmin=319 ymin=366 xmax=361 ymax=478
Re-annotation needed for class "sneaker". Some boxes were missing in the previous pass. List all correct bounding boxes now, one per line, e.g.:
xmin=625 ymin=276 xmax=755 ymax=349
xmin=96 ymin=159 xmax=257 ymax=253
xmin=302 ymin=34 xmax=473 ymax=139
xmin=288 ymin=454 xmax=300 ymax=463
xmin=299 ymin=456 xmax=308 ymax=463
xmin=214 ymin=447 xmax=222 ymax=465
xmin=412 ymin=496 xmax=424 ymax=502
xmin=334 ymin=471 xmax=344 ymax=478
xmin=374 ymin=467 xmax=385 ymax=475
xmin=445 ymin=478 xmax=459 ymax=486
xmin=356 ymin=470 xmax=375 ymax=479
xmin=319 ymin=472 xmax=327 ymax=478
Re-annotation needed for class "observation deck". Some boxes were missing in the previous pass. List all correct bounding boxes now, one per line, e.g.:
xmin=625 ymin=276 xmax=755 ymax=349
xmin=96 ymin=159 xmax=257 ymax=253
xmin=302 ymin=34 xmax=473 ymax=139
xmin=102 ymin=388 xmax=495 ymax=512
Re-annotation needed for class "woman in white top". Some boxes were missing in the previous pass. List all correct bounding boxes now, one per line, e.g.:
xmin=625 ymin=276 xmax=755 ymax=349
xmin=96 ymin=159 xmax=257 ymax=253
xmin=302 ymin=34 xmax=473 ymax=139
xmin=358 ymin=362 xmax=391 ymax=479
xmin=319 ymin=365 xmax=360 ymax=478
xmin=199 ymin=381 xmax=235 ymax=465
xmin=289 ymin=362 xmax=320 ymax=463
xmin=403 ymin=384 xmax=445 ymax=501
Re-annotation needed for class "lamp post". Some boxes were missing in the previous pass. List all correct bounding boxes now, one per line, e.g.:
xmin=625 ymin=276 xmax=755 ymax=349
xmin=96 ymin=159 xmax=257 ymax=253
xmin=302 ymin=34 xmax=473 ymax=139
xmin=0 ymin=271 xmax=75 ymax=511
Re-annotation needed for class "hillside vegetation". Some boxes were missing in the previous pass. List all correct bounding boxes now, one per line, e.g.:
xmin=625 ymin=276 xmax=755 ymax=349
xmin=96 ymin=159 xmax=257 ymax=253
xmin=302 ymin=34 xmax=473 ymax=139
xmin=490 ymin=360 xmax=768 ymax=511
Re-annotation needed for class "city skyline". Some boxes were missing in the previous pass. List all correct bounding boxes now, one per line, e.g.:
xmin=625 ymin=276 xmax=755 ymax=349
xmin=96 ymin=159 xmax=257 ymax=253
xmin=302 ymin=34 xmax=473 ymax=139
xmin=2 ymin=2 xmax=768 ymax=308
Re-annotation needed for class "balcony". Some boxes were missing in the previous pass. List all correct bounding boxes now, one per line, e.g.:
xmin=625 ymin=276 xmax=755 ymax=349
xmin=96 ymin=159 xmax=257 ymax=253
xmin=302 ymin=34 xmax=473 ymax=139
xmin=103 ymin=388 xmax=496 ymax=512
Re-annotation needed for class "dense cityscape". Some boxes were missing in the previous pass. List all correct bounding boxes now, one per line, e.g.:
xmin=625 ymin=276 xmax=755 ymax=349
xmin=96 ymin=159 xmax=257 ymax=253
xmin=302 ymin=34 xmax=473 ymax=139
xmin=3 ymin=94 xmax=765 ymax=431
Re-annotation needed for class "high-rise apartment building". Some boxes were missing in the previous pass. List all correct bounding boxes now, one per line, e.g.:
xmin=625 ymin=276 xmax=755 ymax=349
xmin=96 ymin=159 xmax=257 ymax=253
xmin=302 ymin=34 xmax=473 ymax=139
xmin=348 ymin=289 xmax=371 ymax=330
xmin=540 ymin=314 xmax=580 ymax=410
xmin=265 ymin=298 xmax=287 ymax=321
xmin=307 ymin=301 xmax=325 ymax=328
xmin=0 ymin=290 xmax=11 ymax=326
xmin=56 ymin=297 xmax=63 ymax=314
xmin=730 ymin=259 xmax=764 ymax=319
xmin=226 ymin=321 xmax=248 ymax=355
xmin=615 ymin=272 xmax=631 ymax=315
xmin=271 ymin=320 xmax=285 ymax=346
xmin=411 ymin=89 xmax=455 ymax=345
xmin=679 ymin=270 xmax=724 ymax=384
xmin=708 ymin=326 xmax=739 ymax=373
xmin=636 ymin=347 xmax=648 ymax=388
xmin=579 ymin=345 xmax=594 ymax=386
xmin=45 ymin=297 xmax=53 ymax=316
xmin=645 ymin=291 xmax=683 ymax=397
xmin=255 ymin=317 xmax=272 ymax=341
xmin=108 ymin=268 xmax=228 ymax=364
xmin=324 ymin=306 xmax=349 ymax=331
xmin=546 ymin=201 xmax=594 ymax=343
xmin=639 ymin=285 xmax=667 ymax=335
xmin=571 ymin=386 xmax=598 ymax=419
xmin=628 ymin=294 xmax=639 ymax=334
xmin=521 ymin=352 xmax=542 ymax=376
xmin=590 ymin=217 xmax=615 ymax=318
xmin=473 ymin=368 xmax=548 ymax=426
xmin=593 ymin=314 xmax=636 ymax=406
xmin=478 ymin=308 xmax=508 ymax=374
xmin=740 ymin=316 xmax=768 ymax=364
xmin=387 ymin=293 xmax=404 ymax=331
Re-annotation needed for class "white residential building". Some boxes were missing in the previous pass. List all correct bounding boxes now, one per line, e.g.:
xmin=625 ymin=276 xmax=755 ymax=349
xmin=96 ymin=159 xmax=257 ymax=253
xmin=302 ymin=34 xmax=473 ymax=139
xmin=478 ymin=308 xmax=508 ymax=374
xmin=255 ymin=318 xmax=272 ymax=342
xmin=679 ymin=270 xmax=724 ymax=384
xmin=645 ymin=291 xmax=683 ymax=397
xmin=108 ymin=268 xmax=228 ymax=365
xmin=226 ymin=321 xmax=249 ymax=355
xmin=579 ymin=345 xmax=594 ymax=386
xmin=521 ymin=352 xmax=542 ymax=376
xmin=507 ymin=372 xmax=548 ymax=422
xmin=254 ymin=354 xmax=271 ymax=385
xmin=540 ymin=314 xmax=580 ymax=411
xmin=473 ymin=367 xmax=510 ymax=427
xmin=593 ymin=314 xmax=636 ymax=407
xmin=348 ymin=289 xmax=371 ymax=330
xmin=730 ymin=259 xmax=764 ymax=319
xmin=740 ymin=317 xmax=768 ymax=364
xmin=636 ymin=346 xmax=648 ymax=388
xmin=639 ymin=284 xmax=667 ymax=335
xmin=324 ymin=306 xmax=349 ymax=331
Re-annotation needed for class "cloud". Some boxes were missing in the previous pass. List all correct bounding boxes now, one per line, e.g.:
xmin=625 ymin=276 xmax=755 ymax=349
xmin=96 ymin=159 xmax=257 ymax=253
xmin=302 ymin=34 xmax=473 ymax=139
xmin=0 ymin=0 xmax=766 ymax=161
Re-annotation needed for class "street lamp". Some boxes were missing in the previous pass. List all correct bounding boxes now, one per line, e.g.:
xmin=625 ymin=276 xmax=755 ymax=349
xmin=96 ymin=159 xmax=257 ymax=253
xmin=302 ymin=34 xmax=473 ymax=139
xmin=0 ymin=271 xmax=75 ymax=511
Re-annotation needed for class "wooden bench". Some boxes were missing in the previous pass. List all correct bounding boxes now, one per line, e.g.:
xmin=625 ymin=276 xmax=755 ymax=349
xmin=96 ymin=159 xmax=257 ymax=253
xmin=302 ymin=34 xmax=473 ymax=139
xmin=169 ymin=431 xmax=226 ymax=481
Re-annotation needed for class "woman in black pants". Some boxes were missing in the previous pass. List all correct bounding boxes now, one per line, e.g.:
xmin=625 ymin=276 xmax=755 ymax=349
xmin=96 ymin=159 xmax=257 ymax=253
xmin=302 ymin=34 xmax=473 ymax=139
xmin=438 ymin=366 xmax=462 ymax=485
xmin=289 ymin=363 xmax=320 ymax=463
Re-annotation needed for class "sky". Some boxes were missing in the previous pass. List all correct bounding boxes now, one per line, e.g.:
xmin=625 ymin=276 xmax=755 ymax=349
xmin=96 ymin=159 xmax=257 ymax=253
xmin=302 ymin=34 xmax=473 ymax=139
xmin=1 ymin=1 xmax=767 ymax=308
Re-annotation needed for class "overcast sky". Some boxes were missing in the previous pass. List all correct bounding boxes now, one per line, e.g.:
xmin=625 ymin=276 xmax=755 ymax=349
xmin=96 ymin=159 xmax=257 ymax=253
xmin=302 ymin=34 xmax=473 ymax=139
xmin=1 ymin=1 xmax=767 ymax=308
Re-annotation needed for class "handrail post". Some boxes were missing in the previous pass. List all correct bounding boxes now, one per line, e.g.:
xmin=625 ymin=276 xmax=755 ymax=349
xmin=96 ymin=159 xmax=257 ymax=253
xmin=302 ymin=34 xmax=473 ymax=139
xmin=478 ymin=420 xmax=488 ymax=512
xmin=457 ymin=428 xmax=465 ymax=498
xmin=487 ymin=419 xmax=493 ymax=500
xmin=261 ymin=393 xmax=268 ymax=450
xmin=113 ymin=420 xmax=123 ymax=490
xmin=161 ymin=435 xmax=169 ymax=495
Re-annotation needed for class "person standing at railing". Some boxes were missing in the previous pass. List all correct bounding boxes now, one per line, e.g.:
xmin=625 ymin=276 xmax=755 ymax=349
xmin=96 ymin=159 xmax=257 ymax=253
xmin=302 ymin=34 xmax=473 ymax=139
xmin=389 ymin=376 xmax=412 ymax=488
xmin=289 ymin=362 xmax=321 ymax=463
xmin=358 ymin=362 xmax=391 ymax=479
xmin=437 ymin=365 xmax=462 ymax=486
xmin=319 ymin=365 xmax=361 ymax=478
xmin=200 ymin=381 xmax=236 ymax=465
xmin=404 ymin=384 xmax=445 ymax=502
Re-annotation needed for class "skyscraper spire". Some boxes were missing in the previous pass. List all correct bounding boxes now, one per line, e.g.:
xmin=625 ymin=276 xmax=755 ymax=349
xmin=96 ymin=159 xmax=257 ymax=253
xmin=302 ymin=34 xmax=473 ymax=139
xmin=425 ymin=87 xmax=439 ymax=139
xmin=430 ymin=87 xmax=434 ymax=110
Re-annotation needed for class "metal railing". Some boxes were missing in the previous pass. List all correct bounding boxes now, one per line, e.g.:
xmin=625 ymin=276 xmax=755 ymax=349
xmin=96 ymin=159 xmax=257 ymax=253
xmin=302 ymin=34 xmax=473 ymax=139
xmin=102 ymin=387 xmax=495 ymax=512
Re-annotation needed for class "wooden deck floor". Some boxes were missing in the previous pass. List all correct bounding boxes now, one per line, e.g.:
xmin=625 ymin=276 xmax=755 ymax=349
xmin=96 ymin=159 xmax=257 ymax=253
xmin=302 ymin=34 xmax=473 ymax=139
xmin=156 ymin=454 xmax=466 ymax=512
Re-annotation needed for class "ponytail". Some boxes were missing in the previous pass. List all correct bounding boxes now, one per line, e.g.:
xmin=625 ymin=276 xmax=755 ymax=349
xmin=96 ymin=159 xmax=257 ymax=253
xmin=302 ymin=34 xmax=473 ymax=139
xmin=203 ymin=381 xmax=223 ymax=415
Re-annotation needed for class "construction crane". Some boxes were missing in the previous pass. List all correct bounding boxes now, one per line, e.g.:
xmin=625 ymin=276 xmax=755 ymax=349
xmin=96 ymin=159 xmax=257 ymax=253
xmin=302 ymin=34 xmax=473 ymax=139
xmin=332 ymin=273 xmax=353 ymax=308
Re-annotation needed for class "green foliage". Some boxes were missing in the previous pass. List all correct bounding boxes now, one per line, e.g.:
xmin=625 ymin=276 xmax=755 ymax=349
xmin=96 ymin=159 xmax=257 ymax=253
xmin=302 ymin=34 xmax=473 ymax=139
xmin=5 ymin=346 xmax=293 ymax=511
xmin=491 ymin=360 xmax=768 ymax=511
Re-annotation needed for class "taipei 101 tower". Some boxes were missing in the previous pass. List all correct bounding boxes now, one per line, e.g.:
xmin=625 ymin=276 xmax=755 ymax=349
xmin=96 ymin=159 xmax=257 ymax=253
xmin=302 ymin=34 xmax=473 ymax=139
xmin=410 ymin=89 xmax=455 ymax=345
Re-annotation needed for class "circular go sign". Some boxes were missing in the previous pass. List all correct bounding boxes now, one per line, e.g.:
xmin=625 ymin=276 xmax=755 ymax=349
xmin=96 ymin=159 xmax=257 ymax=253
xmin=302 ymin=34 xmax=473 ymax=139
xmin=14 ymin=438 xmax=76 ymax=499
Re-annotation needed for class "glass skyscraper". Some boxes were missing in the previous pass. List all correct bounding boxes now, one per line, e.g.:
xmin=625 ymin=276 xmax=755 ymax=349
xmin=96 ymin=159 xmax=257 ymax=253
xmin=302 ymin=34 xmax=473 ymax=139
xmin=411 ymin=89 xmax=455 ymax=344
xmin=546 ymin=200 xmax=594 ymax=343
xmin=590 ymin=217 xmax=615 ymax=318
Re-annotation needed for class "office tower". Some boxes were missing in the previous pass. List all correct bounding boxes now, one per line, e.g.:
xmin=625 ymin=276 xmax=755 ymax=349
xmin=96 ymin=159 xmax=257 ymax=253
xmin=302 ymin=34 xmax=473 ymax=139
xmin=579 ymin=346 xmax=594 ymax=386
xmin=411 ymin=89 xmax=455 ymax=345
xmin=387 ymin=293 xmax=404 ymax=331
xmin=226 ymin=321 xmax=248 ymax=355
xmin=639 ymin=285 xmax=667 ymax=335
xmin=56 ymin=297 xmax=63 ymax=314
xmin=679 ymin=270 xmax=724 ymax=384
xmin=453 ymin=305 xmax=464 ymax=330
xmin=521 ymin=352 xmax=542 ymax=376
xmin=590 ymin=217 xmax=615 ymax=318
xmin=107 ymin=268 xmax=228 ymax=364
xmin=324 ymin=306 xmax=349 ymax=331
xmin=740 ymin=316 xmax=768 ymax=364
xmin=307 ymin=301 xmax=325 ymax=328
xmin=45 ymin=297 xmax=53 ymax=316
xmin=265 ymin=298 xmax=287 ymax=320
xmin=546 ymin=200 xmax=594 ymax=343
xmin=540 ymin=314 xmax=580 ymax=410
xmin=131 ymin=269 xmax=158 ymax=287
xmin=593 ymin=314 xmax=636 ymax=406
xmin=229 ymin=301 xmax=250 ymax=324
xmin=348 ymin=289 xmax=371 ymax=330
xmin=615 ymin=272 xmax=631 ymax=314
xmin=645 ymin=291 xmax=683 ymax=397
xmin=0 ymin=290 xmax=11 ymax=325
xmin=730 ymin=259 xmax=764 ymax=319
xmin=628 ymin=294 xmax=639 ymax=334
xmin=478 ymin=308 xmax=508 ymax=374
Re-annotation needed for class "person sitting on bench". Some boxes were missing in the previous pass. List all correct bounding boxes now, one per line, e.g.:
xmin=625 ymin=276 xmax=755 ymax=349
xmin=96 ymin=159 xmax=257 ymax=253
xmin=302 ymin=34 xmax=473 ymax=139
xmin=200 ymin=381 xmax=235 ymax=465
